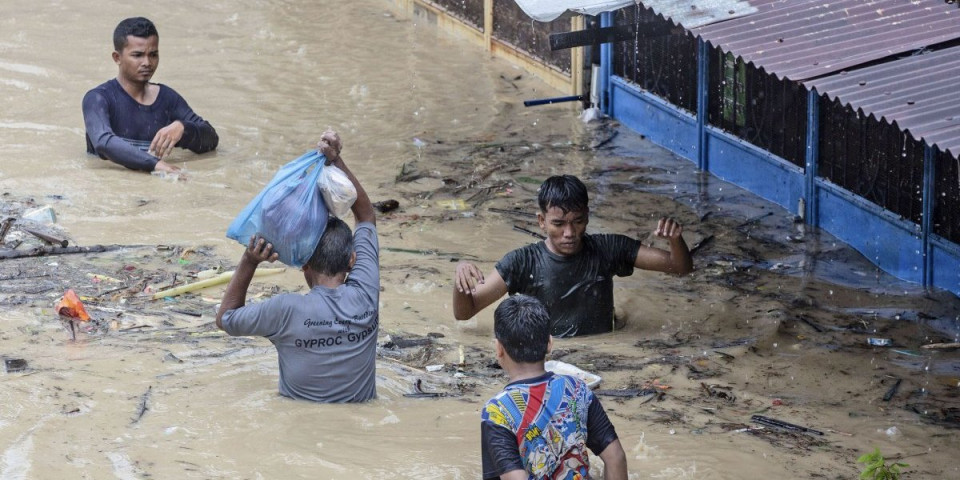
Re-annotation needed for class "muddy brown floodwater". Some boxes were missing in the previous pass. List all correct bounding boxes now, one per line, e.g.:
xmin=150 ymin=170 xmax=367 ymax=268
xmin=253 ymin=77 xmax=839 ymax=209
xmin=2 ymin=1 xmax=959 ymax=479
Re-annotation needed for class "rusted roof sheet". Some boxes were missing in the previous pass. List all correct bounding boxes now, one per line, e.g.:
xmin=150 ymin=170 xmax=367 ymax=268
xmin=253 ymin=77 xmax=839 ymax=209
xmin=686 ymin=0 xmax=960 ymax=81
xmin=805 ymin=46 xmax=960 ymax=158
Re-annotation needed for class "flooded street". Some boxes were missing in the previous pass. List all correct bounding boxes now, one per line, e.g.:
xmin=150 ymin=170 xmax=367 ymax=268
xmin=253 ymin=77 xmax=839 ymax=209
xmin=2 ymin=1 xmax=960 ymax=478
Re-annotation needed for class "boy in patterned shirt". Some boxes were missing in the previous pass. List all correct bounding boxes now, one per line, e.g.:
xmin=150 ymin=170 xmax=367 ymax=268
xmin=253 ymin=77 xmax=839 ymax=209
xmin=480 ymin=294 xmax=628 ymax=479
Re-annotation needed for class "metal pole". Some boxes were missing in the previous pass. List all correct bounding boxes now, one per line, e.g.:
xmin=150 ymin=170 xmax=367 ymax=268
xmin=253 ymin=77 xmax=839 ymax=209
xmin=599 ymin=12 xmax=613 ymax=114
xmin=523 ymin=95 xmax=585 ymax=107
xmin=804 ymin=88 xmax=820 ymax=226
xmin=922 ymin=144 xmax=936 ymax=288
xmin=696 ymin=37 xmax=709 ymax=171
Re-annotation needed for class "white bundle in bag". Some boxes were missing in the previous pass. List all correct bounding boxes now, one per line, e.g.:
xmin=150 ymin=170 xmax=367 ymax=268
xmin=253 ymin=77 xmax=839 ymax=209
xmin=317 ymin=165 xmax=357 ymax=218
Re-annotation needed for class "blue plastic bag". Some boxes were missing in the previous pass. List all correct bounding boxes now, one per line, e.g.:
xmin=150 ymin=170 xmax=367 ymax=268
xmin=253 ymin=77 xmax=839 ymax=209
xmin=226 ymin=150 xmax=329 ymax=267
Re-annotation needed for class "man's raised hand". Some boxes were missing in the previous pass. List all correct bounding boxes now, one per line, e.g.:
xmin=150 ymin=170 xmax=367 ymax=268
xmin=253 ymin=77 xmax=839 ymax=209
xmin=243 ymin=235 xmax=279 ymax=265
xmin=455 ymin=261 xmax=485 ymax=295
xmin=655 ymin=217 xmax=684 ymax=240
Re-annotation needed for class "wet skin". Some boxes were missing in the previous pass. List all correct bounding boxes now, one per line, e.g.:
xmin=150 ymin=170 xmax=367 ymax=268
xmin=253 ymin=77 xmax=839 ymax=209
xmin=537 ymin=206 xmax=588 ymax=256
xmin=114 ymin=35 xmax=159 ymax=94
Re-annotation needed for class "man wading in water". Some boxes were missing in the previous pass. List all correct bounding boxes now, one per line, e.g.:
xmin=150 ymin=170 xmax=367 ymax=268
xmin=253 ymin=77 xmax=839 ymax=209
xmin=82 ymin=17 xmax=218 ymax=174
xmin=453 ymin=175 xmax=693 ymax=337
xmin=216 ymin=131 xmax=380 ymax=402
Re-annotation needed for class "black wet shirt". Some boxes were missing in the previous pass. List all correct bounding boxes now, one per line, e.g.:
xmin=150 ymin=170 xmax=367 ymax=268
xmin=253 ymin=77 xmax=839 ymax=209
xmin=496 ymin=234 xmax=641 ymax=337
xmin=82 ymin=79 xmax=218 ymax=171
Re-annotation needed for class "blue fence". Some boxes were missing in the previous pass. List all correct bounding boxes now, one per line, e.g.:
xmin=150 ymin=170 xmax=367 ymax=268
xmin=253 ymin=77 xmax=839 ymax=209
xmin=600 ymin=13 xmax=960 ymax=296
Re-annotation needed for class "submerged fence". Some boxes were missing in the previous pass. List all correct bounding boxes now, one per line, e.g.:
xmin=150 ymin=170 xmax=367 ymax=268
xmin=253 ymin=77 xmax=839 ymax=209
xmin=603 ymin=3 xmax=960 ymax=294
xmin=936 ymin=149 xmax=960 ymax=245
xmin=391 ymin=0 xmax=580 ymax=93
xmin=611 ymin=7 xmax=697 ymax=114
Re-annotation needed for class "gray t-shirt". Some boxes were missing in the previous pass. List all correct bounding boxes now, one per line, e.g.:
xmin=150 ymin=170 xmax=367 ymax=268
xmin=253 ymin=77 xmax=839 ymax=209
xmin=222 ymin=222 xmax=379 ymax=402
xmin=496 ymin=233 xmax=641 ymax=337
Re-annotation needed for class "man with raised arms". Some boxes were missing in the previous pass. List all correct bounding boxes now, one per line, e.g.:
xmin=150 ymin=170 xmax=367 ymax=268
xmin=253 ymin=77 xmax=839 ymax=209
xmin=453 ymin=174 xmax=693 ymax=337
xmin=216 ymin=131 xmax=380 ymax=402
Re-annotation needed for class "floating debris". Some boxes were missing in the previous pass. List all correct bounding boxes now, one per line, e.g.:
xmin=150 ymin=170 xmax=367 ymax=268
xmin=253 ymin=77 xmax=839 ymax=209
xmin=373 ymin=199 xmax=400 ymax=213
xmin=132 ymin=385 xmax=153 ymax=424
xmin=750 ymin=415 xmax=823 ymax=436
xmin=4 ymin=358 xmax=27 ymax=373
xmin=403 ymin=379 xmax=458 ymax=398
xmin=883 ymin=378 xmax=903 ymax=402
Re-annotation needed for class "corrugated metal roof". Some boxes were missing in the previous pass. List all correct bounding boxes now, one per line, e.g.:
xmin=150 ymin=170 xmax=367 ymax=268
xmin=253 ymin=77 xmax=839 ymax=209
xmin=515 ymin=0 xmax=636 ymax=22
xmin=636 ymin=0 xmax=759 ymax=29
xmin=638 ymin=0 xmax=960 ymax=157
xmin=805 ymin=46 xmax=960 ymax=158
xmin=686 ymin=0 xmax=960 ymax=81
xmin=516 ymin=0 xmax=759 ymax=25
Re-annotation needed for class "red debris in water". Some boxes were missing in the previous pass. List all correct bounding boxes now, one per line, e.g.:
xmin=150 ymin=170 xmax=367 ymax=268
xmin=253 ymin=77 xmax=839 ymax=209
xmin=55 ymin=289 xmax=90 ymax=322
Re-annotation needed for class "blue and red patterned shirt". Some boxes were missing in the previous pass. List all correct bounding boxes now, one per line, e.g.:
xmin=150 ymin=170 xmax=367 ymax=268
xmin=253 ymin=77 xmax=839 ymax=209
xmin=481 ymin=372 xmax=618 ymax=479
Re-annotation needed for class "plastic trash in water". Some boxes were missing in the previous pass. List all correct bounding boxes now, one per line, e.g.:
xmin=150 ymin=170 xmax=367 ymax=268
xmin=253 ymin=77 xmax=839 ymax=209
xmin=55 ymin=289 xmax=90 ymax=322
xmin=4 ymin=358 xmax=27 ymax=373
xmin=545 ymin=360 xmax=602 ymax=388
xmin=22 ymin=205 xmax=56 ymax=224
xmin=579 ymin=106 xmax=603 ymax=123
xmin=56 ymin=289 xmax=91 ymax=341
xmin=436 ymin=199 xmax=468 ymax=211
xmin=868 ymin=338 xmax=892 ymax=347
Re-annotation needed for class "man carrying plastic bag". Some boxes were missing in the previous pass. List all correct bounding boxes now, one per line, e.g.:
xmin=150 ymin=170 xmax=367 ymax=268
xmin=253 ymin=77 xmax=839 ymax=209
xmin=225 ymin=132 xmax=356 ymax=267
xmin=216 ymin=130 xmax=380 ymax=403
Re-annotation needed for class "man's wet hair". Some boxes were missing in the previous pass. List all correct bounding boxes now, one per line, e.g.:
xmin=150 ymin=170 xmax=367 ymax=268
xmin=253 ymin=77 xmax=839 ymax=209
xmin=537 ymin=175 xmax=589 ymax=214
xmin=306 ymin=217 xmax=354 ymax=275
xmin=113 ymin=17 xmax=159 ymax=52
xmin=494 ymin=294 xmax=551 ymax=363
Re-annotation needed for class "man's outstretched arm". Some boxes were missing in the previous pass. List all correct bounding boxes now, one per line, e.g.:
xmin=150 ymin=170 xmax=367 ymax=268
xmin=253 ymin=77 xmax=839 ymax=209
xmin=216 ymin=236 xmax=278 ymax=330
xmin=452 ymin=263 xmax=508 ymax=320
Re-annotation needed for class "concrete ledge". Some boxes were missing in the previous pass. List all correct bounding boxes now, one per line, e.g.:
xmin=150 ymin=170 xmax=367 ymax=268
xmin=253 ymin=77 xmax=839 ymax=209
xmin=610 ymin=77 xmax=697 ymax=159
xmin=705 ymin=127 xmax=803 ymax=213
xmin=931 ymin=236 xmax=960 ymax=296
xmin=816 ymin=182 xmax=925 ymax=284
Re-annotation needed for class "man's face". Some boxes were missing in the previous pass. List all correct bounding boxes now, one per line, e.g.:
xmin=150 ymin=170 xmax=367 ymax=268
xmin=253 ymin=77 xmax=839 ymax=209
xmin=114 ymin=35 xmax=159 ymax=85
xmin=538 ymin=206 xmax=588 ymax=256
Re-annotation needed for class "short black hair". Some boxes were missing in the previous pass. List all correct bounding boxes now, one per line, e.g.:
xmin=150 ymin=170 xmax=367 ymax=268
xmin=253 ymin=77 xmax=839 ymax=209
xmin=113 ymin=17 xmax=158 ymax=52
xmin=537 ymin=175 xmax=588 ymax=214
xmin=494 ymin=294 xmax=551 ymax=363
xmin=306 ymin=217 xmax=354 ymax=275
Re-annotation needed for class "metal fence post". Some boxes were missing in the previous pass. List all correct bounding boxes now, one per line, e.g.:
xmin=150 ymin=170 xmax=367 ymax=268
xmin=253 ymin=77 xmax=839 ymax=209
xmin=599 ymin=12 xmax=613 ymax=114
xmin=696 ymin=37 xmax=709 ymax=171
xmin=922 ymin=144 xmax=936 ymax=287
xmin=804 ymin=88 xmax=820 ymax=226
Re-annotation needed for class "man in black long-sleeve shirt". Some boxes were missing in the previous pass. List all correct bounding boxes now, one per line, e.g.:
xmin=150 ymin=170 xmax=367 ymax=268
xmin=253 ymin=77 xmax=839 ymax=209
xmin=82 ymin=17 xmax=218 ymax=173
